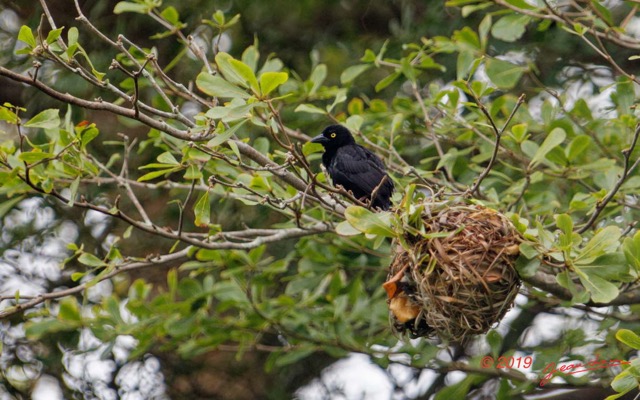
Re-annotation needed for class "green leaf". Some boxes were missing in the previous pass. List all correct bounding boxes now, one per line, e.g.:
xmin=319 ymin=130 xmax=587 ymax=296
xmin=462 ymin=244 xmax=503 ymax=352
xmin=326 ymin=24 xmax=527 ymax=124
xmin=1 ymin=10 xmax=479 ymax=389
xmin=590 ymin=0 xmax=613 ymax=25
xmin=456 ymin=50 xmax=476 ymax=80
xmin=194 ymin=191 xmax=211 ymax=227
xmin=79 ymin=125 xmax=100 ymax=149
xmin=478 ymin=14 xmax=492 ymax=50
xmin=0 ymin=195 xmax=25 ymax=220
xmin=229 ymin=58 xmax=259 ymax=93
xmin=309 ymin=64 xmax=327 ymax=95
xmin=18 ymin=26 xmax=36 ymax=48
xmin=67 ymin=27 xmax=79 ymax=47
xmin=161 ymin=6 xmax=182 ymax=26
xmin=623 ymin=231 xmax=640 ymax=273
xmin=510 ymin=123 xmax=528 ymax=142
xmin=529 ymin=128 xmax=566 ymax=168
xmin=207 ymin=120 xmax=247 ymax=148
xmin=58 ymin=297 xmax=81 ymax=321
xmin=157 ymin=151 xmax=180 ymax=165
xmin=434 ymin=376 xmax=476 ymax=400
xmin=215 ymin=52 xmax=257 ymax=91
xmin=184 ymin=165 xmax=202 ymax=180
xmin=274 ymin=347 xmax=316 ymax=367
xmin=340 ymin=64 xmax=371 ymax=85
xmin=491 ymin=14 xmax=530 ymax=42
xmin=196 ymin=73 xmax=251 ymax=99
xmin=71 ymin=272 xmax=86 ymax=282
xmin=46 ymin=27 xmax=64 ymax=44
xmin=78 ymin=252 xmax=106 ymax=267
xmin=205 ymin=103 xmax=258 ymax=123
xmin=137 ymin=167 xmax=180 ymax=182
xmin=609 ymin=369 xmax=638 ymax=396
xmin=485 ymin=58 xmax=526 ymax=89
xmin=574 ymin=267 xmax=619 ymax=304
xmin=259 ymin=71 xmax=288 ymax=96
xmin=565 ymin=135 xmax=592 ymax=162
xmin=294 ymin=104 xmax=327 ymax=115
xmin=616 ymin=329 xmax=640 ymax=350
xmin=18 ymin=151 xmax=55 ymax=163
xmin=555 ymin=214 xmax=574 ymax=250
xmin=25 ymin=319 xmax=77 ymax=340
xmin=242 ymin=45 xmax=259 ymax=72
xmin=375 ymin=71 xmax=401 ymax=92
xmin=0 ymin=107 xmax=19 ymax=124
xmin=114 ymin=1 xmax=151 ymax=14
xmin=575 ymin=226 xmax=621 ymax=265
xmin=500 ymin=0 xmax=536 ymax=9
xmin=24 ymin=109 xmax=60 ymax=130
xmin=67 ymin=176 xmax=80 ymax=207
xmin=344 ymin=206 xmax=395 ymax=237
xmin=335 ymin=220 xmax=361 ymax=236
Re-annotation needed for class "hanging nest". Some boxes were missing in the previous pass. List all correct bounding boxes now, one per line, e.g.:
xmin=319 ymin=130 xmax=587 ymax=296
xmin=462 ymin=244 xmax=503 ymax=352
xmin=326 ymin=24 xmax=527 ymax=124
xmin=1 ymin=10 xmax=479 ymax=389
xmin=384 ymin=201 xmax=522 ymax=342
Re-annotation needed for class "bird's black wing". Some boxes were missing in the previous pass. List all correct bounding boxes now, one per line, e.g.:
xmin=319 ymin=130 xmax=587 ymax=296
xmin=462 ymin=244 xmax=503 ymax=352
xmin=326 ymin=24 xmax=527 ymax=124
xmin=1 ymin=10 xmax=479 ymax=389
xmin=328 ymin=144 xmax=394 ymax=202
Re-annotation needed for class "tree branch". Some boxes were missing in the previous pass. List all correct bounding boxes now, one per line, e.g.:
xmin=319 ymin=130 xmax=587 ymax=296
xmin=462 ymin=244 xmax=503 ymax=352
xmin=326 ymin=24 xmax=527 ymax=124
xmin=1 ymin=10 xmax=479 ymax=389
xmin=468 ymin=93 xmax=526 ymax=196
xmin=0 ymin=248 xmax=190 ymax=319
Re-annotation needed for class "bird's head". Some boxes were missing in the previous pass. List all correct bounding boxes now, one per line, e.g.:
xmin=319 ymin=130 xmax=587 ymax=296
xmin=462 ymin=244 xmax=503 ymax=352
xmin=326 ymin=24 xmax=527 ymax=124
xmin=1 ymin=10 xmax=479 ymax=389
xmin=310 ymin=125 xmax=356 ymax=149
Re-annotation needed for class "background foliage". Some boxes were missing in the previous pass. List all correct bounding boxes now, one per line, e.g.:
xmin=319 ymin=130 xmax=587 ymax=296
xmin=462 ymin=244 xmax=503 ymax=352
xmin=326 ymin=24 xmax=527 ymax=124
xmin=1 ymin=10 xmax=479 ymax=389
xmin=2 ymin=0 xmax=640 ymax=399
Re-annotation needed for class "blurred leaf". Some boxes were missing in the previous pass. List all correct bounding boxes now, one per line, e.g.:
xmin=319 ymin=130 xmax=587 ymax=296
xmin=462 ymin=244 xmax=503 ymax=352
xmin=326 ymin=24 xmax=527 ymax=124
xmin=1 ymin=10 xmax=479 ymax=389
xmin=46 ymin=27 xmax=64 ymax=44
xmin=114 ymin=2 xmax=152 ymax=14
xmin=78 ymin=252 xmax=106 ymax=267
xmin=18 ymin=151 xmax=55 ymax=163
xmin=616 ymin=329 xmax=640 ymax=350
xmin=485 ymin=58 xmax=526 ymax=89
xmin=340 ymin=64 xmax=371 ymax=84
xmin=196 ymin=73 xmax=251 ymax=99
xmin=574 ymin=267 xmax=619 ymax=303
xmin=18 ymin=25 xmax=36 ymax=48
xmin=58 ymin=297 xmax=81 ymax=321
xmin=491 ymin=14 xmax=530 ymax=42
xmin=259 ymin=71 xmax=288 ymax=96
xmin=335 ymin=220 xmax=361 ymax=236
xmin=623 ymin=231 xmax=640 ymax=273
xmin=194 ymin=191 xmax=211 ymax=227
xmin=295 ymin=104 xmax=326 ymax=114
xmin=609 ymin=369 xmax=638 ymax=398
xmin=24 ymin=109 xmax=60 ymax=129
xmin=0 ymin=106 xmax=19 ymax=124
xmin=375 ymin=71 xmax=400 ymax=92
xmin=216 ymin=52 xmax=258 ymax=91
xmin=138 ymin=167 xmax=180 ymax=182
xmin=157 ymin=152 xmax=179 ymax=165
xmin=67 ymin=176 xmax=80 ymax=207
xmin=529 ymin=128 xmax=566 ymax=168
xmin=575 ymin=226 xmax=621 ymax=265
xmin=344 ymin=206 xmax=395 ymax=237
xmin=25 ymin=319 xmax=78 ymax=340
xmin=207 ymin=120 xmax=247 ymax=148
xmin=274 ymin=346 xmax=316 ymax=367
xmin=565 ymin=135 xmax=592 ymax=162
xmin=309 ymin=64 xmax=327 ymax=94
xmin=0 ymin=195 xmax=25 ymax=219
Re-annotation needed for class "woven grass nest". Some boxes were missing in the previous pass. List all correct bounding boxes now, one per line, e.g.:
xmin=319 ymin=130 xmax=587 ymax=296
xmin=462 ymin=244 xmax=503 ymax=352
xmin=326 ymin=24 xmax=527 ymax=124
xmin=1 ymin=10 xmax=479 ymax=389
xmin=384 ymin=201 xmax=521 ymax=342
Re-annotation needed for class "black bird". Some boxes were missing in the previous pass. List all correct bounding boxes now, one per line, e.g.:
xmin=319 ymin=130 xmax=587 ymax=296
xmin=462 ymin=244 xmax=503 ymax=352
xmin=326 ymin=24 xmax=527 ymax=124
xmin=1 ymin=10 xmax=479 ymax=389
xmin=310 ymin=125 xmax=394 ymax=210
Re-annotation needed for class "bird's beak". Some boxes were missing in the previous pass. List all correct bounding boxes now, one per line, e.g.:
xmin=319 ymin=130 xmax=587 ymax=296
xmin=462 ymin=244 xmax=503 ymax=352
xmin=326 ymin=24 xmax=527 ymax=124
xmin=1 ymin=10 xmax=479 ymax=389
xmin=310 ymin=134 xmax=329 ymax=144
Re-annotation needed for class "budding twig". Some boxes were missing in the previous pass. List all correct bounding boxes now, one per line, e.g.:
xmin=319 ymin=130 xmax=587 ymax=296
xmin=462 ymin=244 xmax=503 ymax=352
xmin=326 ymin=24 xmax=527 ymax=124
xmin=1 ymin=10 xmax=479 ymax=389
xmin=468 ymin=92 xmax=526 ymax=196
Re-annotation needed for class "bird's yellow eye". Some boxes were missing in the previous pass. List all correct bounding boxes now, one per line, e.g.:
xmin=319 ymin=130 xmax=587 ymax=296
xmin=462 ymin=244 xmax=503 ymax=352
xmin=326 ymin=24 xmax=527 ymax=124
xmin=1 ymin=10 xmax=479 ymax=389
xmin=330 ymin=132 xmax=337 ymax=138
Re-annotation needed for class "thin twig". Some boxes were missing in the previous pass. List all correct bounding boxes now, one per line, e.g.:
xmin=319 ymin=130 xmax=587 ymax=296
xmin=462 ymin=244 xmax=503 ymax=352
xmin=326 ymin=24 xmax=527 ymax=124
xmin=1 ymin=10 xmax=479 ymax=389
xmin=0 ymin=249 xmax=190 ymax=319
xmin=577 ymin=123 xmax=640 ymax=234
xmin=469 ymin=93 xmax=526 ymax=196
